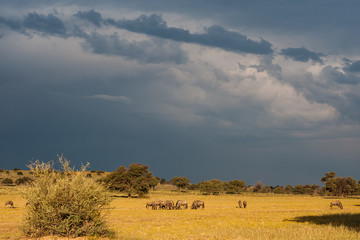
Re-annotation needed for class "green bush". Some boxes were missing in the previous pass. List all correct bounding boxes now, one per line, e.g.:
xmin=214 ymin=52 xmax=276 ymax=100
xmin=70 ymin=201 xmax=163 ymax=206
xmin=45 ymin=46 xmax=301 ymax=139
xmin=22 ymin=155 xmax=113 ymax=238
xmin=1 ymin=178 xmax=13 ymax=185
xmin=17 ymin=171 xmax=24 ymax=175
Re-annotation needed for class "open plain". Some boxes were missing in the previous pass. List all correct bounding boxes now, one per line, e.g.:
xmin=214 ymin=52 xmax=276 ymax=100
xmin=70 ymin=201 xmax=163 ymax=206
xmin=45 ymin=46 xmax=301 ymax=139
xmin=1 ymin=186 xmax=359 ymax=240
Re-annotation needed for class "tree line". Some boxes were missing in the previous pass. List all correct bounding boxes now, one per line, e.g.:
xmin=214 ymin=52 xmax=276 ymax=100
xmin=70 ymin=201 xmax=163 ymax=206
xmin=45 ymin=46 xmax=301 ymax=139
xmin=100 ymin=164 xmax=360 ymax=197
xmin=2 ymin=164 xmax=360 ymax=198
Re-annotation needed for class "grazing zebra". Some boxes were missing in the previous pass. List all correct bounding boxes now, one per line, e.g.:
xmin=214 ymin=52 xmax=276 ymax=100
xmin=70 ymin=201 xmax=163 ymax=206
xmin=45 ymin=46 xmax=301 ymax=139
xmin=151 ymin=200 xmax=162 ymax=210
xmin=165 ymin=200 xmax=175 ymax=210
xmin=191 ymin=200 xmax=205 ymax=209
xmin=330 ymin=200 xmax=343 ymax=209
xmin=5 ymin=201 xmax=14 ymax=208
xmin=175 ymin=200 xmax=188 ymax=210
xmin=146 ymin=201 xmax=154 ymax=209
xmin=243 ymin=201 xmax=247 ymax=208
xmin=238 ymin=200 xmax=242 ymax=208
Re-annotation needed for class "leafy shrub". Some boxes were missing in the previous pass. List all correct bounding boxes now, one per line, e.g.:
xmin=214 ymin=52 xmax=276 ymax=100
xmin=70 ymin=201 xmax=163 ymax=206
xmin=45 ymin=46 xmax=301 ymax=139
xmin=15 ymin=177 xmax=33 ymax=186
xmin=17 ymin=171 xmax=24 ymax=175
xmin=14 ymin=168 xmax=20 ymax=171
xmin=22 ymin=155 xmax=112 ymax=238
xmin=1 ymin=178 xmax=13 ymax=185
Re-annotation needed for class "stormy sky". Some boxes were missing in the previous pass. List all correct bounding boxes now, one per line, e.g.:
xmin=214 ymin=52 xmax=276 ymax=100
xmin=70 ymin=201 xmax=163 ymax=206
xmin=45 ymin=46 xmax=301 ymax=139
xmin=1 ymin=0 xmax=359 ymax=186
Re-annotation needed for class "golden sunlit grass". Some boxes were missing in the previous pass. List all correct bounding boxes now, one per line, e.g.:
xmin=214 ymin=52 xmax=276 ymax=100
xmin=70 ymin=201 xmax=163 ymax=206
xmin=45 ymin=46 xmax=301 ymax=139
xmin=1 ymin=186 xmax=360 ymax=240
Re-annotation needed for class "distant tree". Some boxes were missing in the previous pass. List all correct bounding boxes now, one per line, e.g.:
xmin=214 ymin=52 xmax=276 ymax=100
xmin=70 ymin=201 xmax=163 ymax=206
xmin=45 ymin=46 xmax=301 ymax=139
xmin=160 ymin=178 xmax=166 ymax=185
xmin=14 ymin=168 xmax=20 ymax=171
xmin=321 ymin=172 xmax=357 ymax=196
xmin=102 ymin=163 xmax=157 ymax=197
xmin=292 ymin=185 xmax=305 ymax=194
xmin=17 ymin=171 xmax=24 ymax=175
xmin=1 ymin=178 xmax=13 ymax=185
xmin=334 ymin=176 xmax=357 ymax=197
xmin=253 ymin=181 xmax=263 ymax=192
xmin=226 ymin=180 xmax=246 ymax=194
xmin=187 ymin=183 xmax=198 ymax=190
xmin=321 ymin=172 xmax=337 ymax=194
xmin=198 ymin=179 xmax=225 ymax=195
xmin=169 ymin=176 xmax=191 ymax=191
xmin=273 ymin=186 xmax=285 ymax=194
xmin=261 ymin=185 xmax=273 ymax=193
xmin=284 ymin=185 xmax=293 ymax=194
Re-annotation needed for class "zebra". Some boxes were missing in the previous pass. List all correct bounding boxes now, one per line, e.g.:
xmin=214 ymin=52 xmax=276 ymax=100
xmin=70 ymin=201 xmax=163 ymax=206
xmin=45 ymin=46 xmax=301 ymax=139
xmin=175 ymin=200 xmax=188 ymax=210
xmin=5 ymin=201 xmax=14 ymax=208
xmin=165 ymin=200 xmax=175 ymax=210
xmin=243 ymin=201 xmax=247 ymax=208
xmin=146 ymin=201 xmax=154 ymax=209
xmin=191 ymin=200 xmax=205 ymax=209
xmin=330 ymin=200 xmax=343 ymax=209
xmin=238 ymin=200 xmax=242 ymax=208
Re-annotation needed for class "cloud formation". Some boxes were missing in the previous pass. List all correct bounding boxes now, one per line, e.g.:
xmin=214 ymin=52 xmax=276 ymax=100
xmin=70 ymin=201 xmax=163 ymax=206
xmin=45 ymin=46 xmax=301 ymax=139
xmin=280 ymin=47 xmax=324 ymax=63
xmin=1 ymin=4 xmax=360 ymax=185
xmin=76 ymin=11 xmax=274 ymax=55
xmin=88 ymin=94 xmax=133 ymax=103
xmin=82 ymin=32 xmax=188 ymax=64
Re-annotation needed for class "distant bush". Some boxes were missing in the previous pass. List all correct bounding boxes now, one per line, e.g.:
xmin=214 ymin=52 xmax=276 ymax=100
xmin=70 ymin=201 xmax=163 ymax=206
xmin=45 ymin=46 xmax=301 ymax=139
xmin=15 ymin=177 xmax=33 ymax=186
xmin=17 ymin=171 xmax=24 ymax=175
xmin=14 ymin=168 xmax=20 ymax=171
xmin=1 ymin=178 xmax=13 ymax=185
xmin=22 ymin=155 xmax=112 ymax=238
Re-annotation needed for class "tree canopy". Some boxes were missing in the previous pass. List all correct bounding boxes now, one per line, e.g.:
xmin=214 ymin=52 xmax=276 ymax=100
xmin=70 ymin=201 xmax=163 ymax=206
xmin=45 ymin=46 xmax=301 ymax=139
xmin=102 ymin=163 xmax=158 ymax=197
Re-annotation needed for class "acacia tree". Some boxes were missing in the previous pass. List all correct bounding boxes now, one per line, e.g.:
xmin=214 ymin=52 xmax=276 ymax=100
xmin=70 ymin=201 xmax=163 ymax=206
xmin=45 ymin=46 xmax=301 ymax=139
xmin=321 ymin=172 xmax=358 ymax=196
xmin=169 ymin=176 xmax=191 ymax=191
xmin=226 ymin=180 xmax=246 ymax=194
xmin=198 ymin=179 xmax=225 ymax=195
xmin=102 ymin=163 xmax=158 ymax=197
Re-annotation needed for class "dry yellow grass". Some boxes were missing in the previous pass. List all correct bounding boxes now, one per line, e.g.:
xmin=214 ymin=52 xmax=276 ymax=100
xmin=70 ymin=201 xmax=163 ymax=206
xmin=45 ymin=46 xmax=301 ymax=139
xmin=1 ymin=186 xmax=359 ymax=240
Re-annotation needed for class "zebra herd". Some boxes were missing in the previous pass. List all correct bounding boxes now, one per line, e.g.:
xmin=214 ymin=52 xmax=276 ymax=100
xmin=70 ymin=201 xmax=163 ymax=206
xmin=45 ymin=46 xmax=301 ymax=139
xmin=4 ymin=200 xmax=345 ymax=210
xmin=146 ymin=200 xmax=205 ymax=210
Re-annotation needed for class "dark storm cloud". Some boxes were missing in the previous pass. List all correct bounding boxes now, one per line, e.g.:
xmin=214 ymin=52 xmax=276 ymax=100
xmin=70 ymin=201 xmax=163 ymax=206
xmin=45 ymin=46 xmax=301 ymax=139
xmin=74 ymin=9 xmax=102 ymax=27
xmin=23 ymin=12 xmax=67 ymax=36
xmin=108 ymin=14 xmax=273 ymax=54
xmin=0 ymin=16 xmax=22 ymax=31
xmin=0 ymin=12 xmax=188 ymax=64
xmin=280 ymin=47 xmax=324 ymax=63
xmin=344 ymin=60 xmax=360 ymax=72
xmin=321 ymin=66 xmax=360 ymax=85
xmin=73 ymin=11 xmax=273 ymax=55
xmin=0 ymin=13 xmax=67 ymax=37
xmin=82 ymin=32 xmax=188 ymax=64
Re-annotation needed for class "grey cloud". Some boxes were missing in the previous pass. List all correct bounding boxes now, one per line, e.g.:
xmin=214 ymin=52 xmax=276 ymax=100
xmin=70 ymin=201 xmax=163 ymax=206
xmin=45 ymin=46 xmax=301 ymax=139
xmin=0 ymin=13 xmax=67 ymax=37
xmin=82 ymin=32 xmax=188 ymax=64
xmin=74 ymin=9 xmax=102 ymax=27
xmin=321 ymin=66 xmax=360 ymax=85
xmin=344 ymin=60 xmax=360 ymax=73
xmin=0 ymin=16 xmax=22 ymax=31
xmin=88 ymin=94 xmax=133 ymax=103
xmin=280 ymin=47 xmax=324 ymax=63
xmin=249 ymin=64 xmax=266 ymax=72
xmin=1 ymin=12 xmax=187 ymax=64
xmin=23 ymin=12 xmax=67 ymax=36
xmin=105 ymin=14 xmax=273 ymax=55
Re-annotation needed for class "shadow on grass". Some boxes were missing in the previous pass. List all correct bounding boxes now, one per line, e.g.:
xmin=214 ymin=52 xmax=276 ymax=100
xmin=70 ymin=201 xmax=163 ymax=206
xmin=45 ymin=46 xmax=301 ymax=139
xmin=288 ymin=213 xmax=360 ymax=232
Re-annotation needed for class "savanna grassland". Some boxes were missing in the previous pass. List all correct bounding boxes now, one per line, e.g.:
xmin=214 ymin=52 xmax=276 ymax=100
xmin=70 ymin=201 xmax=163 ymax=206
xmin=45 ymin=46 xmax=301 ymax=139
xmin=1 ymin=185 xmax=360 ymax=240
